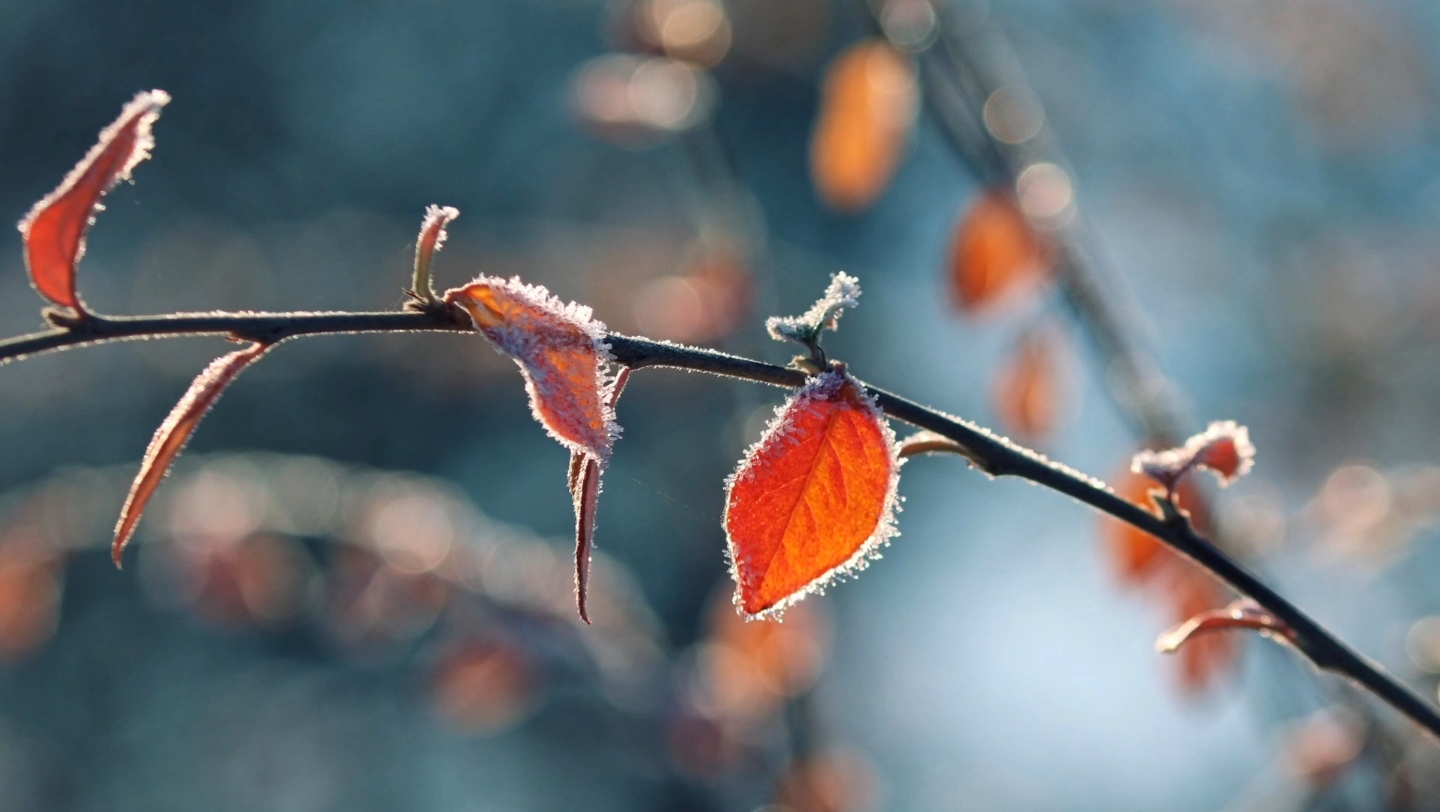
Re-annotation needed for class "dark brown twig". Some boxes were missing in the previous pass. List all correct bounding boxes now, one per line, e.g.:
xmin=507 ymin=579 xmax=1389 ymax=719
xmin=0 ymin=306 xmax=1435 ymax=736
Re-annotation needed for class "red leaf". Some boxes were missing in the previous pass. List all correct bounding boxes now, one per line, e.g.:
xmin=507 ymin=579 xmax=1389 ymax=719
xmin=412 ymin=204 xmax=459 ymax=299
xmin=572 ymin=367 xmax=631 ymax=624
xmin=948 ymin=188 xmax=1052 ymax=314
xmin=725 ymin=368 xmax=900 ymax=619
xmin=445 ymin=276 xmax=617 ymax=464
xmin=112 ymin=342 xmax=272 ymax=566
xmin=991 ymin=327 xmax=1065 ymax=441
xmin=809 ymin=39 xmax=917 ymax=212
xmin=1132 ymin=420 xmax=1255 ymax=491
xmin=18 ymin=90 xmax=170 ymax=311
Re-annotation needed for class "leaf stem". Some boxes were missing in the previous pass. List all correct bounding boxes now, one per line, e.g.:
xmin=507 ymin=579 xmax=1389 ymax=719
xmin=1 ymin=308 xmax=1437 ymax=737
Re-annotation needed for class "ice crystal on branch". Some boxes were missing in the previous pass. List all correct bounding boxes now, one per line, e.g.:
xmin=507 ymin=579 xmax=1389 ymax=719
xmin=765 ymin=272 xmax=862 ymax=347
xmin=1132 ymin=420 xmax=1255 ymax=492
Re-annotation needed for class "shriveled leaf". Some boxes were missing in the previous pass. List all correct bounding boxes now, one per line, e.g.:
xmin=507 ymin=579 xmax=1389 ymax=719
xmin=1133 ymin=420 xmax=1256 ymax=491
xmin=765 ymin=272 xmax=861 ymax=347
xmin=991 ymin=327 xmax=1065 ymax=441
xmin=412 ymin=204 xmax=459 ymax=301
xmin=948 ymin=187 xmax=1052 ymax=314
xmin=809 ymin=39 xmax=917 ymax=212
xmin=572 ymin=367 xmax=631 ymax=624
xmin=445 ymin=276 xmax=617 ymax=464
xmin=112 ymin=342 xmax=272 ymax=566
xmin=19 ymin=90 xmax=170 ymax=311
xmin=725 ymin=368 xmax=900 ymax=619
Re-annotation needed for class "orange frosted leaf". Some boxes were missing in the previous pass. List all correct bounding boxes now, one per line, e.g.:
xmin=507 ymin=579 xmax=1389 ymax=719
xmin=992 ymin=327 xmax=1065 ymax=441
xmin=809 ymin=39 xmax=917 ymax=212
xmin=725 ymin=369 xmax=900 ymax=619
xmin=19 ymin=90 xmax=170 ymax=311
xmin=445 ymin=276 xmax=617 ymax=464
xmin=112 ymin=342 xmax=272 ymax=566
xmin=948 ymin=188 xmax=1052 ymax=314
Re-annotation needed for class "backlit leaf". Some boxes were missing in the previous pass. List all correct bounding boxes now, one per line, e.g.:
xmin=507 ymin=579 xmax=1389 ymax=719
xmin=572 ymin=367 xmax=631 ymax=624
xmin=725 ymin=368 xmax=900 ymax=619
xmin=948 ymin=187 xmax=1051 ymax=314
xmin=809 ymin=39 xmax=917 ymax=212
xmin=112 ymin=342 xmax=272 ymax=566
xmin=445 ymin=276 xmax=618 ymax=464
xmin=18 ymin=90 xmax=170 ymax=311
xmin=412 ymin=204 xmax=459 ymax=300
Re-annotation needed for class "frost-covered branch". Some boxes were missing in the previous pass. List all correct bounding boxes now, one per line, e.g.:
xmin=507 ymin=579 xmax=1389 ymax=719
xmin=0 ymin=303 xmax=1435 ymax=737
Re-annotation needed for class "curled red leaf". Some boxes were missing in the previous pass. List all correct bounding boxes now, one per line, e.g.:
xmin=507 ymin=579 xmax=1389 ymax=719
xmin=572 ymin=367 xmax=631 ymax=624
xmin=725 ymin=367 xmax=900 ymax=619
xmin=412 ymin=204 xmax=459 ymax=300
xmin=1132 ymin=420 xmax=1255 ymax=491
xmin=112 ymin=342 xmax=272 ymax=566
xmin=19 ymin=90 xmax=170 ymax=311
xmin=445 ymin=276 xmax=617 ymax=464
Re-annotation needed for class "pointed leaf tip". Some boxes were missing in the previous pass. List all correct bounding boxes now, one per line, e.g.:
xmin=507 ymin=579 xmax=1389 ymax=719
xmin=112 ymin=342 xmax=270 ymax=567
xmin=724 ymin=369 xmax=900 ymax=619
xmin=571 ymin=367 xmax=631 ymax=624
xmin=20 ymin=90 xmax=170 ymax=311
xmin=445 ymin=275 xmax=617 ymax=464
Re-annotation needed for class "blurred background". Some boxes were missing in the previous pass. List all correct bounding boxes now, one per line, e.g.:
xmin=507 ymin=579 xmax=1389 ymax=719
xmin=2 ymin=0 xmax=1440 ymax=809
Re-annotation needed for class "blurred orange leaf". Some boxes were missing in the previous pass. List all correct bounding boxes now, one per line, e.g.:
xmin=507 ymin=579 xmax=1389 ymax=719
xmin=0 ymin=543 xmax=62 ymax=659
xmin=19 ymin=90 xmax=169 ymax=311
xmin=113 ymin=342 xmax=272 ymax=566
xmin=412 ymin=204 xmax=458 ymax=299
xmin=446 ymin=276 xmax=618 ymax=464
xmin=725 ymin=368 xmax=899 ymax=618
xmin=809 ymin=39 xmax=916 ymax=212
xmin=1101 ymin=461 xmax=1208 ymax=586
xmin=991 ymin=326 xmax=1065 ymax=441
xmin=773 ymin=749 xmax=877 ymax=812
xmin=948 ymin=187 xmax=1052 ymax=314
